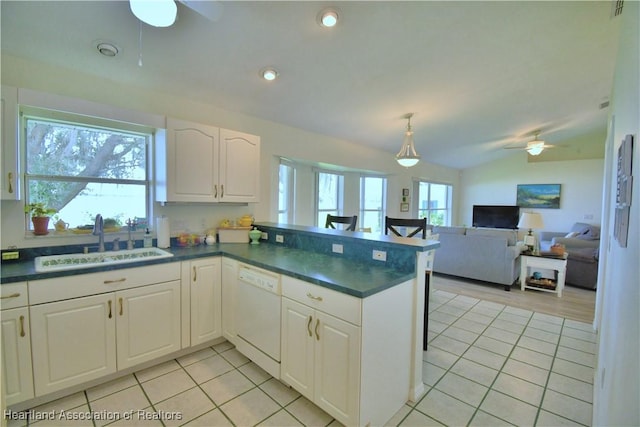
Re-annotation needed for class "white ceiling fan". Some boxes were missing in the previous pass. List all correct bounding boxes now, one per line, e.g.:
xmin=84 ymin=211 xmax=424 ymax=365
xmin=504 ymin=131 xmax=559 ymax=156
xmin=129 ymin=0 xmax=223 ymax=27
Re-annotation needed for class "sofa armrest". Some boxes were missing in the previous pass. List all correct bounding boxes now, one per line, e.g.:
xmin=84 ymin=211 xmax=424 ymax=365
xmin=551 ymin=237 xmax=600 ymax=249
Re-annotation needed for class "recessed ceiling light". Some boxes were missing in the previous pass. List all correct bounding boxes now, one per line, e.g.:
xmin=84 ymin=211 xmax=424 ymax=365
xmin=260 ymin=67 xmax=279 ymax=81
xmin=96 ymin=42 xmax=119 ymax=57
xmin=318 ymin=8 xmax=339 ymax=28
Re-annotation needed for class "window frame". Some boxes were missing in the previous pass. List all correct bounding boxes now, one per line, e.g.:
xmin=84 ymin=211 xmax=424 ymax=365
xmin=21 ymin=106 xmax=154 ymax=235
xmin=278 ymin=159 xmax=296 ymax=224
xmin=315 ymin=170 xmax=345 ymax=227
xmin=359 ymin=175 xmax=387 ymax=233
xmin=413 ymin=180 xmax=453 ymax=226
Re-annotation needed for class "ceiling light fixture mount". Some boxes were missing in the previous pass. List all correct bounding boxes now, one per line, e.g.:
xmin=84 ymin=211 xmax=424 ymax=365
xmin=396 ymin=113 xmax=421 ymax=168
xmin=260 ymin=67 xmax=279 ymax=81
xmin=317 ymin=8 xmax=339 ymax=28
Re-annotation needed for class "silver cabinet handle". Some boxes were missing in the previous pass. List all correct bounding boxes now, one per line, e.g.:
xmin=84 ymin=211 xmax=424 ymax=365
xmin=307 ymin=292 xmax=323 ymax=302
xmin=119 ymin=297 xmax=123 ymax=316
xmin=221 ymin=184 xmax=224 ymax=198
xmin=193 ymin=266 xmax=197 ymax=282
xmin=307 ymin=316 xmax=313 ymax=337
xmin=315 ymin=318 xmax=320 ymax=341
xmin=214 ymin=185 xmax=218 ymax=198
xmin=8 ymin=172 xmax=13 ymax=194
xmin=108 ymin=300 xmax=112 ymax=318
xmin=1 ymin=293 xmax=20 ymax=299
xmin=104 ymin=278 xmax=126 ymax=284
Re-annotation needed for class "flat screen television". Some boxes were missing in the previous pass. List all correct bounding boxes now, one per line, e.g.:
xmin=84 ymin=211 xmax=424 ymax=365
xmin=472 ymin=205 xmax=520 ymax=229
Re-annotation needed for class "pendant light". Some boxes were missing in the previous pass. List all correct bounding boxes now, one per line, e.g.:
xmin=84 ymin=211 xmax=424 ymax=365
xmin=396 ymin=113 xmax=420 ymax=167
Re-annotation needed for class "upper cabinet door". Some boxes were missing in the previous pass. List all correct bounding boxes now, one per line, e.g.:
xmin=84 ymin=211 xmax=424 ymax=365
xmin=219 ymin=128 xmax=261 ymax=203
xmin=1 ymin=85 xmax=20 ymax=200
xmin=160 ymin=118 xmax=220 ymax=203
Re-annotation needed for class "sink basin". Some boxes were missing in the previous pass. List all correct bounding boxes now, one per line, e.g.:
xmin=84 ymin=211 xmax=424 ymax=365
xmin=34 ymin=248 xmax=174 ymax=273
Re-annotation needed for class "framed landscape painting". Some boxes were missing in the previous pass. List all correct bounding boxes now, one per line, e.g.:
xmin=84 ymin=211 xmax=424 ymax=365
xmin=517 ymin=184 xmax=561 ymax=209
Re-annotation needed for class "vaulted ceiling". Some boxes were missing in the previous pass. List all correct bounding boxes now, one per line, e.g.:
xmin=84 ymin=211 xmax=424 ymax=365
xmin=1 ymin=1 xmax=621 ymax=169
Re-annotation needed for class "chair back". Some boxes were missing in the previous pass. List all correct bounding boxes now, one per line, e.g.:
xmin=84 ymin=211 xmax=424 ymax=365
xmin=325 ymin=214 xmax=357 ymax=231
xmin=385 ymin=216 xmax=428 ymax=238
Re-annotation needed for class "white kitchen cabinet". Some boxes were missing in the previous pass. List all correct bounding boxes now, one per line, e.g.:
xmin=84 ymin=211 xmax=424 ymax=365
xmin=29 ymin=263 xmax=182 ymax=396
xmin=1 ymin=282 xmax=34 ymax=405
xmin=218 ymin=128 xmax=260 ymax=203
xmin=281 ymin=280 xmax=361 ymax=427
xmin=184 ymin=257 xmax=222 ymax=346
xmin=116 ymin=281 xmax=181 ymax=369
xmin=221 ymin=257 xmax=238 ymax=343
xmin=30 ymin=293 xmax=117 ymax=396
xmin=157 ymin=118 xmax=260 ymax=203
xmin=1 ymin=85 xmax=20 ymax=200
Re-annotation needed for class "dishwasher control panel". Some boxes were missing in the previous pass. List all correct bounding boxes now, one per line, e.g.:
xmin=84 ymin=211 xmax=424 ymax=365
xmin=238 ymin=265 xmax=281 ymax=295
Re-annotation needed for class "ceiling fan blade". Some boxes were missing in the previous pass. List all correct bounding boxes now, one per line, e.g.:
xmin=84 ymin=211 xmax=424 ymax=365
xmin=178 ymin=0 xmax=223 ymax=22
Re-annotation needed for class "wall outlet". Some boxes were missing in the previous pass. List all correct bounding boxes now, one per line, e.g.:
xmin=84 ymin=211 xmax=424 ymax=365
xmin=275 ymin=234 xmax=284 ymax=243
xmin=332 ymin=243 xmax=343 ymax=254
xmin=372 ymin=250 xmax=386 ymax=261
xmin=261 ymin=232 xmax=268 ymax=240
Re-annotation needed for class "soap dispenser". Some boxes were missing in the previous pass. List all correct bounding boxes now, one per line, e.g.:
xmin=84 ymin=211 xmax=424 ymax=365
xmin=144 ymin=228 xmax=153 ymax=248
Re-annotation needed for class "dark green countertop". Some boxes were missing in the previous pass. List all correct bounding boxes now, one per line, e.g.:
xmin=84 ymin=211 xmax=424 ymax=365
xmin=1 ymin=243 xmax=426 ymax=298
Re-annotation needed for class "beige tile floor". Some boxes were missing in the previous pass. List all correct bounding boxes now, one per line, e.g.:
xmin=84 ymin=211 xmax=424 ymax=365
xmin=8 ymin=288 xmax=596 ymax=427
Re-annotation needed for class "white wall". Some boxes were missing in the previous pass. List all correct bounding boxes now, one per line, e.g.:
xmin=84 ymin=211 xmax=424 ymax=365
xmin=593 ymin=2 xmax=639 ymax=425
xmin=0 ymin=54 xmax=460 ymax=249
xmin=459 ymin=155 xmax=604 ymax=233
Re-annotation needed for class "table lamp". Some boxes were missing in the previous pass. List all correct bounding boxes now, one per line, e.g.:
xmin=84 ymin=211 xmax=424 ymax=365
xmin=517 ymin=212 xmax=544 ymax=254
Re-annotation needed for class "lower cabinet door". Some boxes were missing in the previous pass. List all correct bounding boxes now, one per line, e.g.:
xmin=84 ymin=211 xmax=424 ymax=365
xmin=281 ymin=298 xmax=315 ymax=400
xmin=30 ymin=293 xmax=117 ymax=396
xmin=1 ymin=307 xmax=34 ymax=405
xmin=221 ymin=257 xmax=237 ymax=342
xmin=314 ymin=311 xmax=361 ymax=427
xmin=116 ymin=281 xmax=181 ymax=370
xmin=190 ymin=258 xmax=222 ymax=345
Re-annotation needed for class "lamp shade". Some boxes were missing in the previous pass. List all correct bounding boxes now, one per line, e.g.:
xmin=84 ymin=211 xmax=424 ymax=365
xmin=130 ymin=0 xmax=177 ymax=27
xmin=517 ymin=212 xmax=544 ymax=230
xmin=396 ymin=113 xmax=420 ymax=167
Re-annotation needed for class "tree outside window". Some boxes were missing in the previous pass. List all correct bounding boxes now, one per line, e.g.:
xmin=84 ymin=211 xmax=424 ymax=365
xmin=24 ymin=114 xmax=150 ymax=231
xmin=416 ymin=181 xmax=452 ymax=226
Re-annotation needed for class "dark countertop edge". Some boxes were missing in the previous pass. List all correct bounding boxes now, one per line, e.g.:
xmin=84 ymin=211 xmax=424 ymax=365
xmin=255 ymin=222 xmax=437 ymax=251
xmin=1 ymin=244 xmax=417 ymax=298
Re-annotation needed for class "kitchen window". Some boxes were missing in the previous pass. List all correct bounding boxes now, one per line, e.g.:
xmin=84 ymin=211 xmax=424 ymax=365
xmin=316 ymin=171 xmax=344 ymax=227
xmin=23 ymin=108 xmax=151 ymax=233
xmin=414 ymin=181 xmax=452 ymax=226
xmin=278 ymin=161 xmax=296 ymax=224
xmin=359 ymin=176 xmax=387 ymax=233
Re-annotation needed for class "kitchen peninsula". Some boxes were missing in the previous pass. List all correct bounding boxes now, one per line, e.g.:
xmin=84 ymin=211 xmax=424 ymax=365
xmin=1 ymin=223 xmax=438 ymax=427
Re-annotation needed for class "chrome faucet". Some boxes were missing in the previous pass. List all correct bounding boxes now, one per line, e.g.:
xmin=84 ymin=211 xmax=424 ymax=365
xmin=93 ymin=214 xmax=105 ymax=252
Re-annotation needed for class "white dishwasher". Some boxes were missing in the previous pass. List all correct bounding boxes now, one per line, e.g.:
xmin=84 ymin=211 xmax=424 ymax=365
xmin=235 ymin=264 xmax=282 ymax=378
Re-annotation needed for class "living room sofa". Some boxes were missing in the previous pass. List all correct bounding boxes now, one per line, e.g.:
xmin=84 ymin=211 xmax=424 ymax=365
xmin=431 ymin=226 xmax=524 ymax=289
xmin=539 ymin=222 xmax=600 ymax=290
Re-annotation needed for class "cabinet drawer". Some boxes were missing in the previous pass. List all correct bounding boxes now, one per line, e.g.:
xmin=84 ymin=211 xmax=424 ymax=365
xmin=1 ymin=282 xmax=28 ymax=309
xmin=29 ymin=262 xmax=181 ymax=304
xmin=282 ymin=275 xmax=361 ymax=326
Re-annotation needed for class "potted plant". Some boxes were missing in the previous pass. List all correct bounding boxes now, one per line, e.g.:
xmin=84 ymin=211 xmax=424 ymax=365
xmin=24 ymin=202 xmax=57 ymax=235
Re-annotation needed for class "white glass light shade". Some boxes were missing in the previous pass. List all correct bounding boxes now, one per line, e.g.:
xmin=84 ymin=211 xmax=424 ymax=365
xmin=130 ymin=0 xmax=177 ymax=27
xmin=396 ymin=130 xmax=420 ymax=167
xmin=526 ymin=141 xmax=544 ymax=156
xmin=517 ymin=212 xmax=544 ymax=230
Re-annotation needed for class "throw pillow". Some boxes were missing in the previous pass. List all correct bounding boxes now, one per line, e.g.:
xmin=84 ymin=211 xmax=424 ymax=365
xmin=565 ymin=231 xmax=580 ymax=238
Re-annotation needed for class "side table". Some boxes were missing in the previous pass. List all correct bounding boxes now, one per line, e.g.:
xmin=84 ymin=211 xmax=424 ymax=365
xmin=520 ymin=252 xmax=568 ymax=297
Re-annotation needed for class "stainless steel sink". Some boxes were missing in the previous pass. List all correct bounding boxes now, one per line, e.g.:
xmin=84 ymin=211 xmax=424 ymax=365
xmin=34 ymin=248 xmax=174 ymax=272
